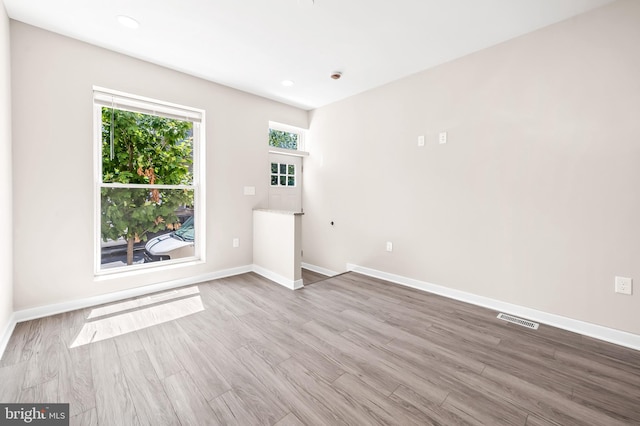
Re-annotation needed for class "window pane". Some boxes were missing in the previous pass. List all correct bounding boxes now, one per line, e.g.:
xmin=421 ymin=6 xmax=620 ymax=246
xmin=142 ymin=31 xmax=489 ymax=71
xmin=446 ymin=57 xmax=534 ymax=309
xmin=287 ymin=165 xmax=295 ymax=175
xmin=101 ymin=107 xmax=194 ymax=185
xmin=269 ymin=128 xmax=298 ymax=150
xmin=271 ymin=175 xmax=278 ymax=186
xmin=288 ymin=176 xmax=295 ymax=186
xmin=100 ymin=187 xmax=195 ymax=270
xmin=279 ymin=164 xmax=286 ymax=174
xmin=271 ymin=163 xmax=278 ymax=174
xmin=279 ymin=176 xmax=286 ymax=186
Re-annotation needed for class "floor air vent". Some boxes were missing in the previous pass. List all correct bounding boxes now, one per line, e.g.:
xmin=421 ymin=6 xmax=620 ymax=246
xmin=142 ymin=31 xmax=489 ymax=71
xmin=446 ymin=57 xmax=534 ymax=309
xmin=497 ymin=313 xmax=539 ymax=330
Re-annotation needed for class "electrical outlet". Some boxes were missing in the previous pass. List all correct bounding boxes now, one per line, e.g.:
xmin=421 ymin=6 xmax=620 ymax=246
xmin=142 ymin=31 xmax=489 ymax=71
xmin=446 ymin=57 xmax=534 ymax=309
xmin=386 ymin=241 xmax=393 ymax=252
xmin=233 ymin=238 xmax=240 ymax=248
xmin=439 ymin=131 xmax=447 ymax=144
xmin=418 ymin=135 xmax=425 ymax=147
xmin=615 ymin=276 xmax=632 ymax=295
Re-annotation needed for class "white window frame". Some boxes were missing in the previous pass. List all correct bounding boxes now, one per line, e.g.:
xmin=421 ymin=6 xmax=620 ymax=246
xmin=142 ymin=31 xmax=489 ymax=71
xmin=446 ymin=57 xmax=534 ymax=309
xmin=270 ymin=161 xmax=297 ymax=187
xmin=93 ymin=86 xmax=206 ymax=276
xmin=268 ymin=121 xmax=309 ymax=155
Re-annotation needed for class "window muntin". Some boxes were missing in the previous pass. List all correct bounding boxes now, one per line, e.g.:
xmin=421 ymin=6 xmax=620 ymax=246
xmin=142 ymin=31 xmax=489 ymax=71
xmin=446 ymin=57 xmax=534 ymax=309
xmin=94 ymin=88 xmax=204 ymax=274
xmin=270 ymin=162 xmax=296 ymax=187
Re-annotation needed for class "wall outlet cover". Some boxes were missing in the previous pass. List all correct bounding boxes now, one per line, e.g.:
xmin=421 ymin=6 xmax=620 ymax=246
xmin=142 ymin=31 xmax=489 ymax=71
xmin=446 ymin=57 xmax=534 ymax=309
xmin=439 ymin=131 xmax=447 ymax=144
xmin=615 ymin=276 xmax=632 ymax=295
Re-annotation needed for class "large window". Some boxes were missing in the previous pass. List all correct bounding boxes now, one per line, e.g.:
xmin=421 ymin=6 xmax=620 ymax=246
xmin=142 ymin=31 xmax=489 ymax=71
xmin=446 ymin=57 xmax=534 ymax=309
xmin=93 ymin=88 xmax=204 ymax=273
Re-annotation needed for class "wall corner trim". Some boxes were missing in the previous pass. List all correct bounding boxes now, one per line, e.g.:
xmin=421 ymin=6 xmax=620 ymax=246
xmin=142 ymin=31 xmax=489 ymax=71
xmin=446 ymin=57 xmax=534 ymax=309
xmin=0 ymin=313 xmax=17 ymax=360
xmin=252 ymin=265 xmax=303 ymax=290
xmin=346 ymin=263 xmax=640 ymax=351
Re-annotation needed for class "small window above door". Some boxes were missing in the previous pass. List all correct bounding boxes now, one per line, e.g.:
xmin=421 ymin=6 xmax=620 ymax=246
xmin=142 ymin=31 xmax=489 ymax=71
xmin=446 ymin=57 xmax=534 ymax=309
xmin=268 ymin=121 xmax=307 ymax=153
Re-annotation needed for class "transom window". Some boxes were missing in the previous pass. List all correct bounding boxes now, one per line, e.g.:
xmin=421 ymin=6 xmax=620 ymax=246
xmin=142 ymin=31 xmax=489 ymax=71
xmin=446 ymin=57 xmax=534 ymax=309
xmin=269 ymin=129 xmax=298 ymax=150
xmin=93 ymin=87 xmax=205 ymax=274
xmin=271 ymin=162 xmax=296 ymax=187
xmin=268 ymin=121 xmax=306 ymax=152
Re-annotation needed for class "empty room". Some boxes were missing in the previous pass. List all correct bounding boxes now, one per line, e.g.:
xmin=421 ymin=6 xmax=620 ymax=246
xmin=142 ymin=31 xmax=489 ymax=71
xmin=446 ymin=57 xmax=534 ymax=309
xmin=1 ymin=0 xmax=639 ymax=425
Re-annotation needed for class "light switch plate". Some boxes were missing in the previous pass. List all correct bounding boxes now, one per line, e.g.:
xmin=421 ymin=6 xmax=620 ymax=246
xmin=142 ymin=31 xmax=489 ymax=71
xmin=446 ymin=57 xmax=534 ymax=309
xmin=243 ymin=186 xmax=256 ymax=196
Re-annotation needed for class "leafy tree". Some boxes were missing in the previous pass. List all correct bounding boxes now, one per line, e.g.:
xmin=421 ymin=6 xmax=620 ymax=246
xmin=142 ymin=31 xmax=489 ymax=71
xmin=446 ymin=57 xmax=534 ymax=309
xmin=269 ymin=128 xmax=298 ymax=150
xmin=101 ymin=108 xmax=193 ymax=265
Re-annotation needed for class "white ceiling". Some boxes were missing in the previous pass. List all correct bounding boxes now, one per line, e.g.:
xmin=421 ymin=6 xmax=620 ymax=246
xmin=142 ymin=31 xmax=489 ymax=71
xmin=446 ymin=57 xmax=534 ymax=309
xmin=4 ymin=0 xmax=614 ymax=110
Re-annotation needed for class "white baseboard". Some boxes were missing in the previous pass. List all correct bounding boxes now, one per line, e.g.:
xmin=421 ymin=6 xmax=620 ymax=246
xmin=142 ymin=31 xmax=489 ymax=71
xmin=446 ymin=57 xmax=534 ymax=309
xmin=346 ymin=263 xmax=640 ymax=351
xmin=301 ymin=262 xmax=339 ymax=278
xmin=8 ymin=260 xmax=636 ymax=357
xmin=0 ymin=313 xmax=17 ymax=360
xmin=252 ymin=265 xmax=303 ymax=290
xmin=13 ymin=265 xmax=253 ymax=324
xmin=7 ymin=262 xmax=302 ymax=347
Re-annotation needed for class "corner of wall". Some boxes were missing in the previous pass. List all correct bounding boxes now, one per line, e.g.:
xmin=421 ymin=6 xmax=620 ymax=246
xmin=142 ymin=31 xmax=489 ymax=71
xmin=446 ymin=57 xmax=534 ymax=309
xmin=0 ymin=0 xmax=14 ymax=358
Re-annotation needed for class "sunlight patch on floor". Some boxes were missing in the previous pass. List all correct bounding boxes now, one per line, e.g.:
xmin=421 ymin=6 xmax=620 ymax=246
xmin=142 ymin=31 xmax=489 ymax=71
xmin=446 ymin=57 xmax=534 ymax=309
xmin=70 ymin=287 xmax=204 ymax=348
xmin=87 ymin=286 xmax=200 ymax=319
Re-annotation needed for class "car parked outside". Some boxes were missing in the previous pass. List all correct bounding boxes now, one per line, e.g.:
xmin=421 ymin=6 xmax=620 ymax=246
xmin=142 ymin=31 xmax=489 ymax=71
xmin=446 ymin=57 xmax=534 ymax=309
xmin=144 ymin=216 xmax=195 ymax=262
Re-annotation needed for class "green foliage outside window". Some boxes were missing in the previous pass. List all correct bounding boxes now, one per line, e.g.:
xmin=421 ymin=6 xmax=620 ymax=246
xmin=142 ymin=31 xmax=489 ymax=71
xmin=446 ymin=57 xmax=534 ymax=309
xmin=269 ymin=128 xmax=298 ymax=150
xmin=101 ymin=107 xmax=194 ymax=265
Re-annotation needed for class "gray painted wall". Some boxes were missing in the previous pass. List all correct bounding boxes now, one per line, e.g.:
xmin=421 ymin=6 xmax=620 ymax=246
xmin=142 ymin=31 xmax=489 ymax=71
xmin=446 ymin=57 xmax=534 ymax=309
xmin=303 ymin=0 xmax=640 ymax=334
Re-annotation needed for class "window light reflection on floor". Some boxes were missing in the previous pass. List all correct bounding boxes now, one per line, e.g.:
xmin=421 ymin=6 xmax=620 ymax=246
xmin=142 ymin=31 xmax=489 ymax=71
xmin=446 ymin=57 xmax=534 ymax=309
xmin=70 ymin=286 xmax=204 ymax=348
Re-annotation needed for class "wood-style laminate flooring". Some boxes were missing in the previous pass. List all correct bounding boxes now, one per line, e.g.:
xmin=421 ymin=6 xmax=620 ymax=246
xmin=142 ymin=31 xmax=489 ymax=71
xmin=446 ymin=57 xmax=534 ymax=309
xmin=301 ymin=268 xmax=330 ymax=285
xmin=1 ymin=272 xmax=639 ymax=425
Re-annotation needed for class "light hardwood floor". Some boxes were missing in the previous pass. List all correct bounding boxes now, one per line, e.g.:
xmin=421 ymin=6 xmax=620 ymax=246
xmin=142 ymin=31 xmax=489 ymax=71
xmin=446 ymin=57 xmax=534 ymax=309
xmin=301 ymin=268 xmax=330 ymax=285
xmin=1 ymin=272 xmax=639 ymax=425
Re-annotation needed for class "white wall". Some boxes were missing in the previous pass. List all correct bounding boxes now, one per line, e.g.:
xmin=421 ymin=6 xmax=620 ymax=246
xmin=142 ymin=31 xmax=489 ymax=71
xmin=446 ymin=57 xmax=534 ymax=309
xmin=0 ymin=0 xmax=13 ymax=336
xmin=253 ymin=210 xmax=302 ymax=287
xmin=303 ymin=0 xmax=640 ymax=334
xmin=10 ymin=22 xmax=307 ymax=310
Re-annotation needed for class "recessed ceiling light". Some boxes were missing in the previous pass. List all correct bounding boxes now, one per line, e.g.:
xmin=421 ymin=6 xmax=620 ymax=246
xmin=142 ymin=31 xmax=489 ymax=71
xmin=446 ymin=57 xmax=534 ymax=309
xmin=298 ymin=0 xmax=315 ymax=6
xmin=117 ymin=15 xmax=139 ymax=29
xmin=281 ymin=80 xmax=295 ymax=87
